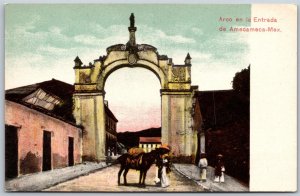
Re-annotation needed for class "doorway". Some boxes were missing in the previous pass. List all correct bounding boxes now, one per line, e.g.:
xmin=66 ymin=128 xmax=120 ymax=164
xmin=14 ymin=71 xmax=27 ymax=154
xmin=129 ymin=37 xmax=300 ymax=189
xmin=5 ymin=125 xmax=18 ymax=179
xmin=68 ymin=137 xmax=74 ymax=166
xmin=43 ymin=131 xmax=52 ymax=171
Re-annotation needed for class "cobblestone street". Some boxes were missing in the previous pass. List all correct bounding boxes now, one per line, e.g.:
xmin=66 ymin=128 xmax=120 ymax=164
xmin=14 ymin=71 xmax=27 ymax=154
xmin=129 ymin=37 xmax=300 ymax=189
xmin=44 ymin=164 xmax=204 ymax=192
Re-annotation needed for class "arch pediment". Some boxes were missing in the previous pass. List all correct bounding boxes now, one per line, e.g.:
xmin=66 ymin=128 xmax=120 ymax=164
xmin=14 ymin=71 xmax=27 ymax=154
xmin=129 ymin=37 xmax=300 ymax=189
xmin=106 ymin=43 xmax=157 ymax=53
xmin=104 ymin=46 xmax=159 ymax=66
xmin=73 ymin=14 xmax=193 ymax=93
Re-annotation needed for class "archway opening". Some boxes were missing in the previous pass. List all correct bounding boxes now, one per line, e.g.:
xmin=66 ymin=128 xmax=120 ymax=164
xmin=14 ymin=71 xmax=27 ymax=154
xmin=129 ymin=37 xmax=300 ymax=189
xmin=104 ymin=67 xmax=161 ymax=154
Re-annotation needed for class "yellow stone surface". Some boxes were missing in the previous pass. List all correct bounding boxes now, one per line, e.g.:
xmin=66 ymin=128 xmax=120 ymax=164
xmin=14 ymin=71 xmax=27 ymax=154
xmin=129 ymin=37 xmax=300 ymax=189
xmin=73 ymin=41 xmax=200 ymax=161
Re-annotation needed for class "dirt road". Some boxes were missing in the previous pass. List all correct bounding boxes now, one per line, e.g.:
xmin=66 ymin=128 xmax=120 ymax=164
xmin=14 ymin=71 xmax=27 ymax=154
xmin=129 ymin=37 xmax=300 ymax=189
xmin=44 ymin=164 xmax=204 ymax=192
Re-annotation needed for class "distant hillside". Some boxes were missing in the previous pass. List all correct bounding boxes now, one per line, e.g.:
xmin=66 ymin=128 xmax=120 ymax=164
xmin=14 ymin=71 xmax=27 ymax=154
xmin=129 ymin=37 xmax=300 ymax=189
xmin=117 ymin=127 xmax=161 ymax=148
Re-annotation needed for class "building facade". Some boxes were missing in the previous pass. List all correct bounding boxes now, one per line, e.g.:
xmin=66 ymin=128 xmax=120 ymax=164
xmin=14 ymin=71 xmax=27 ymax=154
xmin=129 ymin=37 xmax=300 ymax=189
xmin=139 ymin=137 xmax=161 ymax=153
xmin=5 ymin=79 xmax=118 ymax=178
xmin=104 ymin=101 xmax=118 ymax=156
xmin=5 ymin=100 xmax=82 ymax=178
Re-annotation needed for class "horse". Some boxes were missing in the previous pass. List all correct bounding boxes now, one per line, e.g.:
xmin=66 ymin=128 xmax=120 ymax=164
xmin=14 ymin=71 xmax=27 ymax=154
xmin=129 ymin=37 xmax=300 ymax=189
xmin=117 ymin=148 xmax=162 ymax=186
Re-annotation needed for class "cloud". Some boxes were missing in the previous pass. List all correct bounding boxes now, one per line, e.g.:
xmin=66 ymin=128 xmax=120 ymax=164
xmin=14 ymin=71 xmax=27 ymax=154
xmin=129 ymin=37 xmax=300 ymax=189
xmin=74 ymin=34 xmax=128 ymax=48
xmin=11 ymin=14 xmax=40 ymax=33
xmin=6 ymin=23 xmax=75 ymax=57
xmin=6 ymin=53 xmax=45 ymax=68
xmin=215 ymin=30 xmax=250 ymax=44
xmin=155 ymin=29 xmax=195 ymax=44
xmin=38 ymin=45 xmax=69 ymax=55
xmin=6 ymin=53 xmax=47 ymax=89
xmin=165 ymin=50 xmax=212 ymax=65
xmin=191 ymin=27 xmax=203 ymax=35
xmin=191 ymin=56 xmax=249 ymax=91
xmin=138 ymin=25 xmax=195 ymax=45
xmin=5 ymin=52 xmax=77 ymax=90
xmin=74 ymin=35 xmax=100 ymax=45
xmin=92 ymin=23 xmax=126 ymax=35
xmin=49 ymin=26 xmax=62 ymax=34
xmin=6 ymin=18 xmax=249 ymax=92
xmin=74 ymin=23 xmax=195 ymax=50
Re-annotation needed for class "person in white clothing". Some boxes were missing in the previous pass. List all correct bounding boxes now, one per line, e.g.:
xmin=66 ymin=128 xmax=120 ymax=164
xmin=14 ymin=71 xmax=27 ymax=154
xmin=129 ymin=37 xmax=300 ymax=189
xmin=154 ymin=144 xmax=170 ymax=187
xmin=214 ymin=154 xmax=225 ymax=183
xmin=198 ymin=153 xmax=208 ymax=182
xmin=160 ymin=154 xmax=170 ymax=188
xmin=220 ymin=165 xmax=225 ymax=183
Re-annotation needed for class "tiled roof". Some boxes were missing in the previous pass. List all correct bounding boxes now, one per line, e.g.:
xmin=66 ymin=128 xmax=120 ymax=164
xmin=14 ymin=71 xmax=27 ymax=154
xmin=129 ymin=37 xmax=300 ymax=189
xmin=5 ymin=79 xmax=117 ymax=126
xmin=6 ymin=79 xmax=74 ymax=101
xmin=139 ymin=137 xmax=161 ymax=143
xmin=6 ymin=79 xmax=75 ymax=123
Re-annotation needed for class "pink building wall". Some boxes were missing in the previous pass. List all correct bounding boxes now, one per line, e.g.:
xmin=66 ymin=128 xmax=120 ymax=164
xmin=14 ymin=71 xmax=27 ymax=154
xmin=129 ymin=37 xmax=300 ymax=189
xmin=5 ymin=100 xmax=82 ymax=176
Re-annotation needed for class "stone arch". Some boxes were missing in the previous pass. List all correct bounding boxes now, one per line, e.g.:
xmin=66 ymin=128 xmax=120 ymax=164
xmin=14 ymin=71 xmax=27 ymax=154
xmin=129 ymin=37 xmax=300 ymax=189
xmin=72 ymin=14 xmax=200 ymax=162
xmin=97 ymin=59 xmax=168 ymax=91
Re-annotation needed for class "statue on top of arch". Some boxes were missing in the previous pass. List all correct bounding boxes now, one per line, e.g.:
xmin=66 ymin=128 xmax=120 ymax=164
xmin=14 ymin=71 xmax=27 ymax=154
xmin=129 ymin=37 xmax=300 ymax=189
xmin=130 ymin=13 xmax=135 ymax=28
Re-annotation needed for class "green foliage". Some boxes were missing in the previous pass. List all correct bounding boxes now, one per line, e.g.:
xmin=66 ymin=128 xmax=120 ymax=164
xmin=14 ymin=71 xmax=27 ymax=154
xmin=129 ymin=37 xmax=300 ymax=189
xmin=232 ymin=65 xmax=250 ymax=98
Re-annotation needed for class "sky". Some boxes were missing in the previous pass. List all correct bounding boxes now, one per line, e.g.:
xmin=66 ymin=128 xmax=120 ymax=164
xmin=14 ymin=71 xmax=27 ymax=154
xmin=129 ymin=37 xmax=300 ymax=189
xmin=5 ymin=4 xmax=251 ymax=132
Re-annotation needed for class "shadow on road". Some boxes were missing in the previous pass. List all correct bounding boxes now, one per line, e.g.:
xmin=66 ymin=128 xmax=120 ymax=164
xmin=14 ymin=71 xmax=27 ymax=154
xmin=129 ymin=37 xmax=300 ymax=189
xmin=118 ymin=183 xmax=159 ymax=188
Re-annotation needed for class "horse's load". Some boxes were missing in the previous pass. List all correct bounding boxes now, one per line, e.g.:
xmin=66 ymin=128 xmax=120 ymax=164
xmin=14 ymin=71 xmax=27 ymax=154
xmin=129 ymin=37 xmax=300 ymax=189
xmin=157 ymin=144 xmax=171 ymax=155
xmin=128 ymin=147 xmax=145 ymax=157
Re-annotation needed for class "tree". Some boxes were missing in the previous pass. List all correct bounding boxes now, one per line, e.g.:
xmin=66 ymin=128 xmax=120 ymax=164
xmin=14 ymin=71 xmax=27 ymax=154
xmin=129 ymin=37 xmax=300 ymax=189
xmin=232 ymin=65 xmax=250 ymax=99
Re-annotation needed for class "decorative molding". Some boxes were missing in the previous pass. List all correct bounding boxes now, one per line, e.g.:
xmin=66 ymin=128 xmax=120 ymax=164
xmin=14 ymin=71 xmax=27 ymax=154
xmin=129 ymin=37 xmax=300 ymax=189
xmin=79 ymin=72 xmax=91 ymax=83
xmin=73 ymin=92 xmax=105 ymax=97
xmin=171 ymin=67 xmax=186 ymax=82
